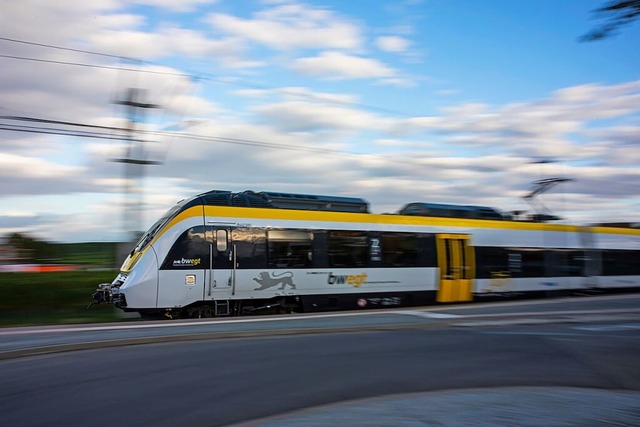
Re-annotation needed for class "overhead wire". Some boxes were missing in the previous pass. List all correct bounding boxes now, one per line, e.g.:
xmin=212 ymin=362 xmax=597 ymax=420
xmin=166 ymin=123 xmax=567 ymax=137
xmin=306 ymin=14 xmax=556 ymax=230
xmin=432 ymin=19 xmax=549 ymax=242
xmin=0 ymin=53 xmax=193 ymax=77
xmin=0 ymin=115 xmax=357 ymax=156
xmin=0 ymin=36 xmax=137 ymax=61
xmin=0 ymin=124 xmax=137 ymax=141
xmin=0 ymin=36 xmax=413 ymax=117
xmin=0 ymin=115 xmax=128 ymax=132
xmin=0 ymin=115 xmax=436 ymax=175
xmin=0 ymin=36 xmax=424 ymax=169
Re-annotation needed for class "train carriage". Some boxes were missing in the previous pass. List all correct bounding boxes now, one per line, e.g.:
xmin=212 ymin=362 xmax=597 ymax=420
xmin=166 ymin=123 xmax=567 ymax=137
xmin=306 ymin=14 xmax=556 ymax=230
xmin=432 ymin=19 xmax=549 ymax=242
xmin=91 ymin=190 xmax=640 ymax=318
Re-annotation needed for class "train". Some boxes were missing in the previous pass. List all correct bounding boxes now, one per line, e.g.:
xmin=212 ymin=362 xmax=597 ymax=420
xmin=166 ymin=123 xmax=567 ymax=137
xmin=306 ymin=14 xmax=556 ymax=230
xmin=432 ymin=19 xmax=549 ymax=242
xmin=90 ymin=189 xmax=640 ymax=319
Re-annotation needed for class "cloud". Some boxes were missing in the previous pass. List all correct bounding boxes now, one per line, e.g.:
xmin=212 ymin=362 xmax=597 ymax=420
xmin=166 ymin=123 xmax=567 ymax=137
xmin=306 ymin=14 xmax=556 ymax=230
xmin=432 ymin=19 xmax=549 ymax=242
xmin=206 ymin=3 xmax=363 ymax=51
xmin=292 ymin=51 xmax=398 ymax=80
xmin=251 ymin=101 xmax=391 ymax=132
xmin=135 ymin=0 xmax=215 ymax=12
xmin=1 ymin=2 xmax=640 ymax=242
xmin=232 ymin=86 xmax=361 ymax=107
xmin=397 ymin=80 xmax=640 ymax=159
xmin=0 ymin=213 xmax=40 ymax=229
xmin=375 ymin=36 xmax=411 ymax=52
xmin=0 ymin=153 xmax=100 ymax=196
xmin=88 ymin=27 xmax=256 ymax=67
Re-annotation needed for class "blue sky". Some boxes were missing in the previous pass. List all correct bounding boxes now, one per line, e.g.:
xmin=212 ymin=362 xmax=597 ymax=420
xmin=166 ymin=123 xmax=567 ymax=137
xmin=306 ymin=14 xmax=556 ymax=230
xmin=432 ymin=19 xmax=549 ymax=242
xmin=1 ymin=0 xmax=639 ymax=242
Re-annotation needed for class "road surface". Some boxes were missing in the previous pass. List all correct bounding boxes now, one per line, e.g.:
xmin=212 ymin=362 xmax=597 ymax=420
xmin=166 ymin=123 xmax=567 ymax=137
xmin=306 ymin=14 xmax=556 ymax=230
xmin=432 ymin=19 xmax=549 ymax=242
xmin=1 ymin=295 xmax=639 ymax=426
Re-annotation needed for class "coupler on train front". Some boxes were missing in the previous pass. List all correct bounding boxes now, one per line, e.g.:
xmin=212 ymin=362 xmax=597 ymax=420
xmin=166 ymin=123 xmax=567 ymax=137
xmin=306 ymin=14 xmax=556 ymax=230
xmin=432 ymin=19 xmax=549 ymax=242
xmin=87 ymin=282 xmax=126 ymax=310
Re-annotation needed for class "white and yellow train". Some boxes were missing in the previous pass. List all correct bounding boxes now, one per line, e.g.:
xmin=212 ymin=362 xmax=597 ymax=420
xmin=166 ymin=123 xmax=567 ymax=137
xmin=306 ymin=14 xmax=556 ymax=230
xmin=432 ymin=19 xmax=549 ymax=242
xmin=91 ymin=190 xmax=640 ymax=318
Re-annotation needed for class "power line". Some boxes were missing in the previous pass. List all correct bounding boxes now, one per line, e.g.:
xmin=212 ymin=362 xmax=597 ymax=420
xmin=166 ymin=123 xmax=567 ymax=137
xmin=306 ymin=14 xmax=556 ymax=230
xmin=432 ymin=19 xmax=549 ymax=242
xmin=0 ymin=119 xmax=455 ymax=180
xmin=0 ymin=53 xmax=192 ymax=77
xmin=159 ymin=131 xmax=360 ymax=156
xmin=0 ymin=36 xmax=137 ymax=61
xmin=0 ymin=115 xmax=128 ymax=132
xmin=0 ymin=114 xmax=356 ymax=156
xmin=0 ymin=114 xmax=441 ymax=175
xmin=0 ymin=124 xmax=136 ymax=141
xmin=0 ymin=36 xmax=413 ymax=117
xmin=0 ymin=123 xmax=355 ymax=156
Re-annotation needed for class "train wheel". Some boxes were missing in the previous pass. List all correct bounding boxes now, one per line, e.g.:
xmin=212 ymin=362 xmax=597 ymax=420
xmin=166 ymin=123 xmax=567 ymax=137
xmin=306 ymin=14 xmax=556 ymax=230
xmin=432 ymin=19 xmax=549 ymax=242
xmin=185 ymin=305 xmax=216 ymax=318
xmin=200 ymin=305 xmax=215 ymax=318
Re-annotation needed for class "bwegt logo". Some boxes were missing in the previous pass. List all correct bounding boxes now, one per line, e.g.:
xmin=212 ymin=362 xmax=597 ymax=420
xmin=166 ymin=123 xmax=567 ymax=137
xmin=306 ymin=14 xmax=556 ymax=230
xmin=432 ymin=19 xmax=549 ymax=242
xmin=327 ymin=272 xmax=367 ymax=288
xmin=173 ymin=257 xmax=202 ymax=267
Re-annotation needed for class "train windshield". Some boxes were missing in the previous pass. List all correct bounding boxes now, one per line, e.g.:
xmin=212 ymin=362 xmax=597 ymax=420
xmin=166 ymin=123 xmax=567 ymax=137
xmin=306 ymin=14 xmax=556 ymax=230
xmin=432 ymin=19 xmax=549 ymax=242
xmin=132 ymin=203 xmax=183 ymax=255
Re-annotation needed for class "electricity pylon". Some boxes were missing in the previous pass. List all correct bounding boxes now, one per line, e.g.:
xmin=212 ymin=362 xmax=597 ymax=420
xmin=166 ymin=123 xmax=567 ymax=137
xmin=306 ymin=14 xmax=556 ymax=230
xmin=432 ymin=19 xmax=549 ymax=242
xmin=112 ymin=88 xmax=161 ymax=244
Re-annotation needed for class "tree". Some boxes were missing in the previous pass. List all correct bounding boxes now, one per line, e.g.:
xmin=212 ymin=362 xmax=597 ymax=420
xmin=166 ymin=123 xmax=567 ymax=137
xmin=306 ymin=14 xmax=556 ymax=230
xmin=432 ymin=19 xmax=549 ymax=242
xmin=6 ymin=232 xmax=55 ymax=264
xmin=582 ymin=0 xmax=640 ymax=40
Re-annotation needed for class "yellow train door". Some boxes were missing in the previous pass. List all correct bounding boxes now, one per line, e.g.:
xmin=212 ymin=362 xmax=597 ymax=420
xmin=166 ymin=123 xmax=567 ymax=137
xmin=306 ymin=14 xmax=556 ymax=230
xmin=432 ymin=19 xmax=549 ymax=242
xmin=436 ymin=234 xmax=475 ymax=302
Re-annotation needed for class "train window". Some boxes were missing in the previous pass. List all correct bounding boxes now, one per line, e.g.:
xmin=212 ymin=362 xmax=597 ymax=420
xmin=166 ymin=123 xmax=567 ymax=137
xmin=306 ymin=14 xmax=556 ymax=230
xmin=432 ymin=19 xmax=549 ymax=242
xmin=444 ymin=240 xmax=454 ymax=277
xmin=311 ymin=231 xmax=329 ymax=268
xmin=545 ymin=249 xmax=571 ymax=277
xmin=160 ymin=226 xmax=209 ymax=270
xmin=133 ymin=203 xmax=182 ymax=255
xmin=474 ymin=246 xmax=508 ymax=278
xmin=382 ymin=233 xmax=418 ymax=267
xmin=602 ymin=250 xmax=640 ymax=275
xmin=520 ymin=249 xmax=545 ymax=277
xmin=328 ymin=231 xmax=368 ymax=267
xmin=267 ymin=229 xmax=312 ymax=268
xmin=457 ymin=240 xmax=470 ymax=279
xmin=216 ymin=229 xmax=228 ymax=252
xmin=417 ymin=234 xmax=438 ymax=267
xmin=233 ymin=228 xmax=267 ymax=269
xmin=567 ymin=250 xmax=587 ymax=276
xmin=581 ymin=249 xmax=601 ymax=277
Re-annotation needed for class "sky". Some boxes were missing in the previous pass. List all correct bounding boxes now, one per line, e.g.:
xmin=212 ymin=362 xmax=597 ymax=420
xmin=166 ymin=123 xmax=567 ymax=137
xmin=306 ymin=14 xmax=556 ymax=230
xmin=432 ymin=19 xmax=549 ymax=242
xmin=1 ymin=0 xmax=639 ymax=243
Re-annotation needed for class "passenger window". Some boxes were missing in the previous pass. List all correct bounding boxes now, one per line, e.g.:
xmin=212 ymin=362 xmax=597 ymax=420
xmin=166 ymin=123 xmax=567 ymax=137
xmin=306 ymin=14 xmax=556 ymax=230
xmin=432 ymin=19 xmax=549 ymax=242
xmin=233 ymin=228 xmax=267 ymax=269
xmin=268 ymin=229 xmax=313 ymax=268
xmin=381 ymin=233 xmax=418 ymax=267
xmin=328 ymin=231 xmax=368 ymax=267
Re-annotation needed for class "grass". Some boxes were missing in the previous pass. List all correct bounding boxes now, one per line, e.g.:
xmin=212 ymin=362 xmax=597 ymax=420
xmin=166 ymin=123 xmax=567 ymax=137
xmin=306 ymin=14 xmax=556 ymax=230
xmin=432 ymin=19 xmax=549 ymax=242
xmin=0 ymin=271 xmax=139 ymax=327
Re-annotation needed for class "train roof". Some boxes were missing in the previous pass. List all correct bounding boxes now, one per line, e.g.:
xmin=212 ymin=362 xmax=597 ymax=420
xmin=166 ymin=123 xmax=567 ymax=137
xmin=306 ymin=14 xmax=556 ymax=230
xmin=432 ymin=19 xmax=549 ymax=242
xmin=399 ymin=202 xmax=504 ymax=220
xmin=192 ymin=190 xmax=370 ymax=213
xmin=179 ymin=189 xmax=635 ymax=226
xmin=591 ymin=222 xmax=640 ymax=229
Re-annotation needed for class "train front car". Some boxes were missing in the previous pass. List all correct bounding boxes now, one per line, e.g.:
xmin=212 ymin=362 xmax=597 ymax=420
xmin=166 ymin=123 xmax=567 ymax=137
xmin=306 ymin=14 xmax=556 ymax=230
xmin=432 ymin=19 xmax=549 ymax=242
xmin=89 ymin=189 xmax=373 ymax=319
xmin=90 ymin=193 xmax=204 ymax=319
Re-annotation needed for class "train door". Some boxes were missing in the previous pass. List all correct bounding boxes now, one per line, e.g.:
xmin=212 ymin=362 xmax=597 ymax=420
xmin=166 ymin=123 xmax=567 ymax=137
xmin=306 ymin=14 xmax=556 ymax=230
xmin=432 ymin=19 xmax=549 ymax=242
xmin=436 ymin=234 xmax=474 ymax=302
xmin=204 ymin=226 xmax=235 ymax=312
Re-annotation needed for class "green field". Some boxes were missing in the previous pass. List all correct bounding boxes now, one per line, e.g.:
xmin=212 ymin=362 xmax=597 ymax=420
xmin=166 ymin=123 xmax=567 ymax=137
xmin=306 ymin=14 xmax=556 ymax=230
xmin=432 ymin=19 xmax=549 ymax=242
xmin=0 ymin=271 xmax=140 ymax=327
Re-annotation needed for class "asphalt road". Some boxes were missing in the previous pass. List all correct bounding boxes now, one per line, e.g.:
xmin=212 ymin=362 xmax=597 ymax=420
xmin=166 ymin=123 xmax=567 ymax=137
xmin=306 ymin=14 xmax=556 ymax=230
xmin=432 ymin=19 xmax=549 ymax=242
xmin=1 ymin=295 xmax=640 ymax=426
xmin=2 ymin=294 xmax=640 ymax=359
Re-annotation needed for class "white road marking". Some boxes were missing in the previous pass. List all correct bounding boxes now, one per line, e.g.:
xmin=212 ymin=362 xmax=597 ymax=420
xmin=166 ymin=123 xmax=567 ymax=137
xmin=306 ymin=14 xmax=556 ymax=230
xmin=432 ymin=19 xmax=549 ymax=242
xmin=573 ymin=323 xmax=640 ymax=332
xmin=455 ymin=308 xmax=640 ymax=319
xmin=0 ymin=310 xmax=439 ymax=336
xmin=395 ymin=310 xmax=462 ymax=319
xmin=476 ymin=331 xmax=588 ymax=337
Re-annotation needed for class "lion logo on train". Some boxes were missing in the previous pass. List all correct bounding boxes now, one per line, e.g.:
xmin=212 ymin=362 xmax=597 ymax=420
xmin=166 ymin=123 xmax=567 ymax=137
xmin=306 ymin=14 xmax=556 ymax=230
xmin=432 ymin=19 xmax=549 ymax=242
xmin=253 ymin=271 xmax=297 ymax=291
